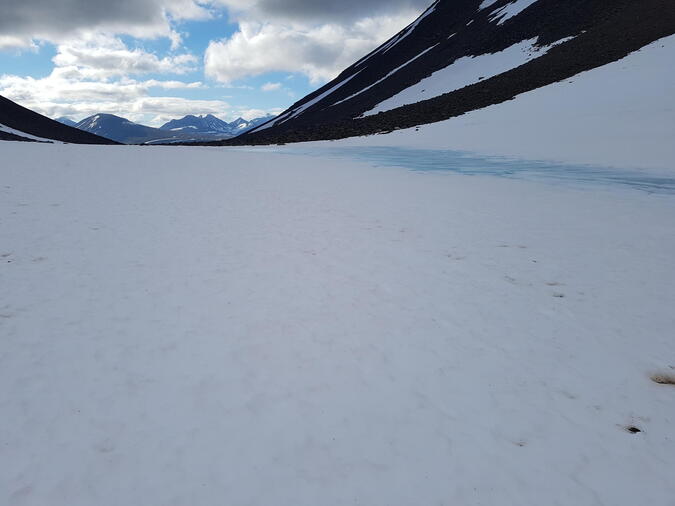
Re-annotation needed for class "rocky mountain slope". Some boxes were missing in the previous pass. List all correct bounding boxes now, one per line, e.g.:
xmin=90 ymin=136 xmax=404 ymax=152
xmin=0 ymin=95 xmax=118 ymax=145
xmin=223 ymin=0 xmax=675 ymax=145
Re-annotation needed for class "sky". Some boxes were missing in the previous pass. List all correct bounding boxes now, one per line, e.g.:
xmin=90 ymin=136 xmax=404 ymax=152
xmin=0 ymin=0 xmax=428 ymax=126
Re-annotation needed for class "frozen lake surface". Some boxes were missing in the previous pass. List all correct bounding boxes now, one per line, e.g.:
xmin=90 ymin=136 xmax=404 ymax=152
xmin=268 ymin=146 xmax=675 ymax=194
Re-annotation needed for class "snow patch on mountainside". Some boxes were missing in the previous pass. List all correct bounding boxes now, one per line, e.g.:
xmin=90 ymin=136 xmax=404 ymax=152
xmin=362 ymin=36 xmax=572 ymax=117
xmin=479 ymin=0 xmax=500 ymax=10
xmin=0 ymin=123 xmax=59 ymax=143
xmin=490 ymin=0 xmax=540 ymax=25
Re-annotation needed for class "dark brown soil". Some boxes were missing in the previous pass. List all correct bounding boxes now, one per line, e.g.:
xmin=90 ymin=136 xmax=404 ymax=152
xmin=651 ymin=373 xmax=675 ymax=385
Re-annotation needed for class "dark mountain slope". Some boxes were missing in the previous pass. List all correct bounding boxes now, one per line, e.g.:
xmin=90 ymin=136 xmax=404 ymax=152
xmin=221 ymin=0 xmax=675 ymax=145
xmin=0 ymin=130 xmax=42 ymax=142
xmin=0 ymin=95 xmax=118 ymax=145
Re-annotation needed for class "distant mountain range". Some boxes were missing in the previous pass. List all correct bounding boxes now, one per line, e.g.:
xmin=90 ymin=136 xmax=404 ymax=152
xmin=160 ymin=114 xmax=271 ymax=136
xmin=55 ymin=113 xmax=274 ymax=144
xmin=222 ymin=0 xmax=675 ymax=145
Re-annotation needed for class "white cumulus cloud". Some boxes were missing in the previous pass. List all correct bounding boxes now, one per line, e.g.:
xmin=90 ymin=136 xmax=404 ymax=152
xmin=261 ymin=82 xmax=283 ymax=92
xmin=205 ymin=12 xmax=420 ymax=84
xmin=0 ymin=34 xmax=224 ymax=125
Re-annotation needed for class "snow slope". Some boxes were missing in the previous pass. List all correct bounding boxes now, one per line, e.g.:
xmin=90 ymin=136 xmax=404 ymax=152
xmin=1 ymin=142 xmax=675 ymax=506
xmin=329 ymin=35 xmax=675 ymax=172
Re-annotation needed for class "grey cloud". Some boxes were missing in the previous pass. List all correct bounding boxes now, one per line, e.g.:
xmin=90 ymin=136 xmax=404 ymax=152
xmin=0 ymin=0 xmax=212 ymax=46
xmin=0 ymin=0 xmax=162 ymax=34
xmin=250 ymin=0 xmax=431 ymax=21
xmin=0 ymin=0 xmax=432 ymax=45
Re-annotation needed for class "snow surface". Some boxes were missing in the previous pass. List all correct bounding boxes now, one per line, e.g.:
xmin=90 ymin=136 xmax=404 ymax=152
xmin=490 ymin=0 xmax=540 ymax=25
xmin=0 ymin=123 xmax=58 ymax=143
xmin=479 ymin=0 xmax=500 ymax=9
xmin=1 ymin=141 xmax=675 ymax=506
xmin=363 ymin=37 xmax=570 ymax=117
xmin=343 ymin=35 xmax=675 ymax=172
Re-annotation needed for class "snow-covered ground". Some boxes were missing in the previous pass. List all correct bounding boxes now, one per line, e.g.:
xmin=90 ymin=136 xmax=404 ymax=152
xmin=2 ymin=141 xmax=675 ymax=506
xmin=341 ymin=35 xmax=675 ymax=172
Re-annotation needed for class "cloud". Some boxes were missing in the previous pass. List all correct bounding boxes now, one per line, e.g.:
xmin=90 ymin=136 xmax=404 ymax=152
xmin=205 ymin=12 xmax=420 ymax=84
xmin=51 ymin=34 xmax=198 ymax=80
xmin=0 ymin=69 xmax=215 ymax=122
xmin=1 ymin=0 xmax=429 ymax=84
xmin=0 ymin=0 xmax=428 ymax=50
xmin=0 ymin=33 xmax=231 ymax=125
xmin=218 ymin=0 xmax=429 ymax=23
xmin=261 ymin=81 xmax=283 ymax=92
xmin=0 ymin=0 xmax=430 ymax=122
xmin=1 ymin=58 xmax=281 ymax=125
xmin=0 ymin=0 xmax=211 ymax=50
xmin=235 ymin=107 xmax=284 ymax=121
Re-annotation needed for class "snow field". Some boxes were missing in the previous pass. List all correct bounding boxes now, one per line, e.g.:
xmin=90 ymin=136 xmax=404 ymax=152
xmin=1 ymin=143 xmax=675 ymax=505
